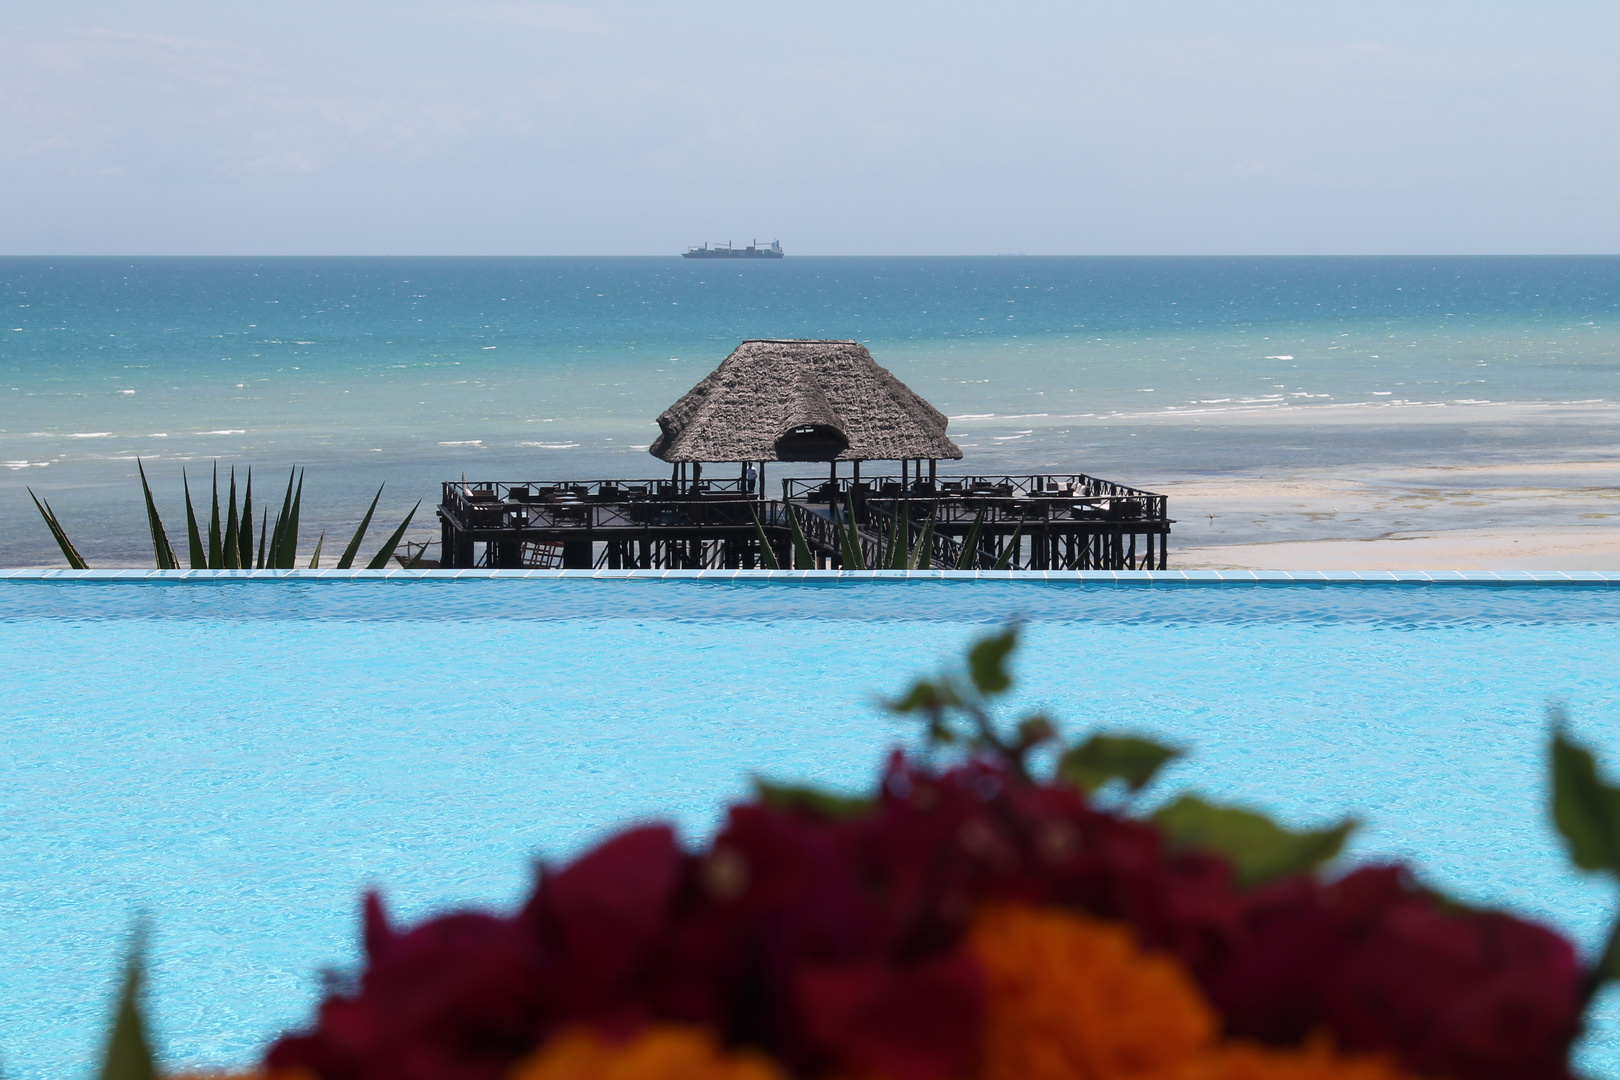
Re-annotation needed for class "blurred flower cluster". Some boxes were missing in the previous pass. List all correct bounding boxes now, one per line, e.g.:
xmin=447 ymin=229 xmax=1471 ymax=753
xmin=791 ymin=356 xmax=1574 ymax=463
xmin=142 ymin=631 xmax=1620 ymax=1080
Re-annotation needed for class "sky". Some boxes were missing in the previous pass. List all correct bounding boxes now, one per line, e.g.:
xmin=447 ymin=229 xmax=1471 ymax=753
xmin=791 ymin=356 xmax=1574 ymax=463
xmin=1 ymin=1 xmax=1617 ymax=256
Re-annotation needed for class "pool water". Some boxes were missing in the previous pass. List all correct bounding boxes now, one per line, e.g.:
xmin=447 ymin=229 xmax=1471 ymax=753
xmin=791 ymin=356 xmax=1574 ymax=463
xmin=3 ymin=574 xmax=1620 ymax=1077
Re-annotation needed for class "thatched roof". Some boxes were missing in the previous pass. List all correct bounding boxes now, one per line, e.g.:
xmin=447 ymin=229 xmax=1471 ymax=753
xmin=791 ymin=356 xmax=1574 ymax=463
xmin=649 ymin=339 xmax=964 ymax=463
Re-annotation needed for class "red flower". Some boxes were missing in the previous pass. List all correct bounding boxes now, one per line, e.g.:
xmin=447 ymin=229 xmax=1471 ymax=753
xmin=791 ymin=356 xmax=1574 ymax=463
xmin=266 ymin=755 xmax=1583 ymax=1080
xmin=267 ymin=895 xmax=549 ymax=1080
xmin=1205 ymin=866 xmax=1581 ymax=1080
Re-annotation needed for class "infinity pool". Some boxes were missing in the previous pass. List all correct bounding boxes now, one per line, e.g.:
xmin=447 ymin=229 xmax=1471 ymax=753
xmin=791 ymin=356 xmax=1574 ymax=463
xmin=3 ymin=572 xmax=1620 ymax=1077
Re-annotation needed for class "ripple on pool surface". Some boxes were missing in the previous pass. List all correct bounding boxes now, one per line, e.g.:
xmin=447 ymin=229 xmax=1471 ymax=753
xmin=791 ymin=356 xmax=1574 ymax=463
xmin=2 ymin=578 xmax=1619 ymax=1077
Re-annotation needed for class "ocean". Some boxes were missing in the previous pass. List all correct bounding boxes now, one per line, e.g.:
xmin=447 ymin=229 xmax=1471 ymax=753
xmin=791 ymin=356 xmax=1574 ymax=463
xmin=4 ymin=255 xmax=1620 ymax=566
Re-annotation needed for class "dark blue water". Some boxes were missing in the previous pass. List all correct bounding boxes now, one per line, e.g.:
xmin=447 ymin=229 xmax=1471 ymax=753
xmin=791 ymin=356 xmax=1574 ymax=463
xmin=4 ymin=256 xmax=1620 ymax=562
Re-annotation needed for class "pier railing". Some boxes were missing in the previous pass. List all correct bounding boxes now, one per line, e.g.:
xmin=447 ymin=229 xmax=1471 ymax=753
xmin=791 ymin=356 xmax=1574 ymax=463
xmin=780 ymin=473 xmax=1167 ymax=523
xmin=438 ymin=472 xmax=1170 ymax=571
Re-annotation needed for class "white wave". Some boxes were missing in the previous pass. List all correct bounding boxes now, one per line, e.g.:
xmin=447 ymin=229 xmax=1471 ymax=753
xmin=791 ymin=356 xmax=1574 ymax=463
xmin=519 ymin=441 xmax=581 ymax=449
xmin=439 ymin=440 xmax=484 ymax=446
xmin=71 ymin=432 xmax=113 ymax=438
xmin=3 ymin=460 xmax=49 ymax=469
xmin=1264 ymin=355 xmax=1294 ymax=360
xmin=200 ymin=429 xmax=246 ymax=435
xmin=949 ymin=413 xmax=996 ymax=420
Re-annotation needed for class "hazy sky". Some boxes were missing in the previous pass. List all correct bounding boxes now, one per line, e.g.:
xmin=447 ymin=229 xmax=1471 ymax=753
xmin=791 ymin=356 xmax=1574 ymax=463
xmin=2 ymin=2 xmax=1617 ymax=255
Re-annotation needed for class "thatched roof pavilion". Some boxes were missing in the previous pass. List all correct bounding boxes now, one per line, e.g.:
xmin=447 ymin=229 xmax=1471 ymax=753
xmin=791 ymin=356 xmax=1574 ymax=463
xmin=650 ymin=339 xmax=964 ymax=464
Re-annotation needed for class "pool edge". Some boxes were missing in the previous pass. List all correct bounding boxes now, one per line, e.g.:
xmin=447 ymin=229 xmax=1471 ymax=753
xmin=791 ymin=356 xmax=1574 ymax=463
xmin=1 ymin=569 xmax=1617 ymax=585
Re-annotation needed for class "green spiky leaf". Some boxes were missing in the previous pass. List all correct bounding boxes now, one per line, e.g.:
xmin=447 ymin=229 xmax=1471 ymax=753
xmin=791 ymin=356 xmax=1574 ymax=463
xmin=267 ymin=467 xmax=296 ymax=568
xmin=135 ymin=459 xmax=178 ymax=569
xmin=750 ymin=507 xmax=780 ymax=570
xmin=280 ymin=469 xmax=304 ymax=569
xmin=338 ymin=485 xmax=384 ymax=570
xmin=97 ymin=926 xmax=156 ymax=1080
xmin=238 ymin=468 xmax=254 ymax=569
xmin=787 ymin=504 xmax=814 ymax=569
xmin=909 ymin=508 xmax=935 ymax=570
xmin=1058 ymin=734 xmax=1182 ymax=793
xmin=956 ymin=506 xmax=986 ymax=570
xmin=222 ymin=468 xmax=240 ymax=570
xmin=307 ymin=531 xmax=325 ymax=570
xmin=839 ymin=493 xmax=865 ymax=570
xmin=365 ymin=500 xmax=421 ymax=570
xmin=182 ymin=468 xmax=206 ymax=570
xmin=1153 ymin=795 xmax=1356 ymax=888
xmin=993 ymin=521 xmax=1023 ymax=570
xmin=207 ymin=463 xmax=222 ymax=569
xmin=27 ymin=487 xmax=89 ymax=569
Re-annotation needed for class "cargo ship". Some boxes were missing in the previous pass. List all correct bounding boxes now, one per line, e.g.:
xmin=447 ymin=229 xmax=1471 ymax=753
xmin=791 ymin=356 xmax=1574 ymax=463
xmin=682 ymin=239 xmax=784 ymax=259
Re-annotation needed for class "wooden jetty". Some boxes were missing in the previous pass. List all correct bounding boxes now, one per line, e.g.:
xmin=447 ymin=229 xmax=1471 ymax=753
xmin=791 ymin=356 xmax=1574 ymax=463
xmin=436 ymin=340 xmax=1172 ymax=570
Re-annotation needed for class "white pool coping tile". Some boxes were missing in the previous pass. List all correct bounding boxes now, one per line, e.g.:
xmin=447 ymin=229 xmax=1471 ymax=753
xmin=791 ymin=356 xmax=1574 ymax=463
xmin=2 ymin=568 xmax=1620 ymax=585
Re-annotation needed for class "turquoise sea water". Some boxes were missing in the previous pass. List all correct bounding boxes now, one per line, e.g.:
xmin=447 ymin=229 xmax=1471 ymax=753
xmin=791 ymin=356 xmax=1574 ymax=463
xmin=5 ymin=256 xmax=1620 ymax=565
xmin=2 ymin=577 xmax=1620 ymax=1077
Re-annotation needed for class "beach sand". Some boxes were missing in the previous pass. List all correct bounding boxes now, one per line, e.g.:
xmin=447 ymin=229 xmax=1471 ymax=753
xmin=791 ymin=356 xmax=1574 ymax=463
xmin=1165 ymin=460 xmax=1620 ymax=570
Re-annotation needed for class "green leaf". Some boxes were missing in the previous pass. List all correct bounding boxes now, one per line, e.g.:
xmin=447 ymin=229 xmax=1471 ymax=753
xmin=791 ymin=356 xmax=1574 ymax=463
xmin=307 ymin=530 xmax=325 ymax=570
xmin=909 ymin=508 xmax=935 ymax=570
xmin=27 ymin=487 xmax=89 ymax=569
xmin=967 ymin=627 xmax=1018 ymax=695
xmin=839 ymin=492 xmax=866 ymax=570
xmin=181 ymin=469 xmax=206 ymax=570
xmin=222 ymin=468 xmax=240 ymax=570
xmin=750 ymin=506 xmax=780 ymax=569
xmin=992 ymin=521 xmax=1023 ymax=571
xmin=365 ymin=500 xmax=421 ymax=570
xmin=1058 ymin=734 xmax=1182 ymax=793
xmin=403 ymin=540 xmax=429 ymax=569
xmin=1551 ymin=723 xmax=1620 ymax=874
xmin=97 ymin=925 xmax=156 ymax=1080
xmin=238 ymin=468 xmax=254 ymax=569
xmin=955 ymin=506 xmax=986 ymax=570
xmin=267 ymin=467 xmax=297 ymax=568
xmin=1015 ymin=714 xmax=1058 ymax=750
xmin=280 ymin=469 xmax=304 ymax=569
xmin=884 ymin=678 xmax=957 ymax=714
xmin=1153 ymin=794 xmax=1356 ymax=887
xmin=885 ymin=500 xmax=907 ymax=569
xmin=207 ymin=462 xmax=222 ymax=569
xmin=753 ymin=777 xmax=874 ymax=820
xmin=338 ymin=484 xmax=384 ymax=569
xmin=787 ymin=504 xmax=814 ymax=569
xmin=135 ymin=458 xmax=178 ymax=569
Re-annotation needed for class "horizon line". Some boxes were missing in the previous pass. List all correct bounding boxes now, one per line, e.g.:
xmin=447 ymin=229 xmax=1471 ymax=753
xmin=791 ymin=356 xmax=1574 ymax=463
xmin=2 ymin=252 xmax=1619 ymax=259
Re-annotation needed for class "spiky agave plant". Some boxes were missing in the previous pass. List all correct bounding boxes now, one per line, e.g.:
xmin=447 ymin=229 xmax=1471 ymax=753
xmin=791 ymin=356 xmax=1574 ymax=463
xmin=31 ymin=461 xmax=424 ymax=571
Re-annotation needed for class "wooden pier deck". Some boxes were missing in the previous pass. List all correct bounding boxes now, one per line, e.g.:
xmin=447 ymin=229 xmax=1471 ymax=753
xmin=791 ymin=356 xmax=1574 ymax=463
xmin=436 ymin=473 xmax=1172 ymax=570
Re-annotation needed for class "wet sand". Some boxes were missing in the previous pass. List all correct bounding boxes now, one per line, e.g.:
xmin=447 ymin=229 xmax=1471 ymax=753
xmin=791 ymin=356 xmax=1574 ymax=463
xmin=1165 ymin=460 xmax=1620 ymax=570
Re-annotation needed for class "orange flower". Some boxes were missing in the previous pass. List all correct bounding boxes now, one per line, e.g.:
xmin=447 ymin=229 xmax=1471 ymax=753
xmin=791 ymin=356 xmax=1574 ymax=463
xmin=967 ymin=903 xmax=1218 ymax=1080
xmin=1182 ymin=1039 xmax=1418 ymax=1080
xmin=510 ymin=1025 xmax=785 ymax=1080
